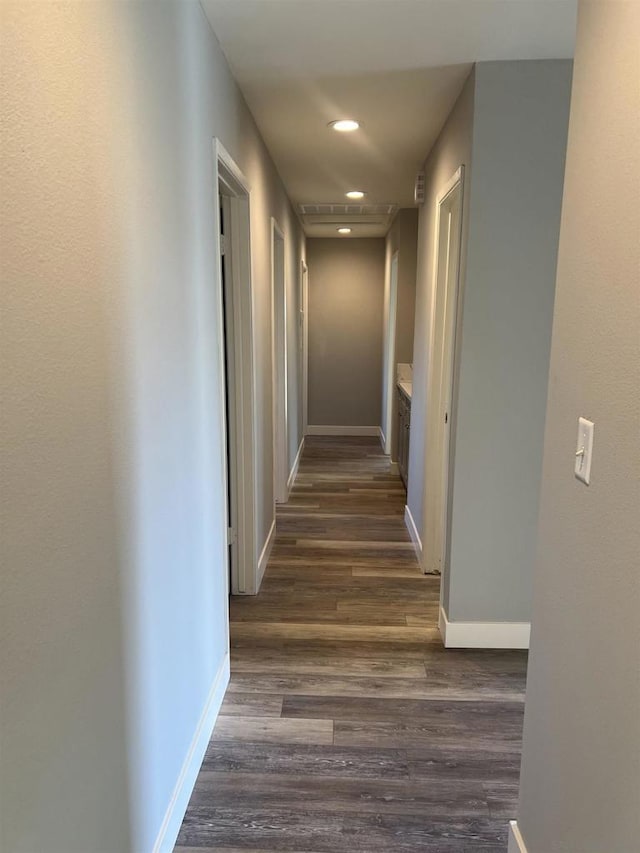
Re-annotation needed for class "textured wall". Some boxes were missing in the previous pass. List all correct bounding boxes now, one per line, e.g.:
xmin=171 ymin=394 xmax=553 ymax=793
xmin=307 ymin=238 xmax=385 ymax=427
xmin=516 ymin=2 xmax=640 ymax=849
xmin=0 ymin=3 xmax=303 ymax=851
xmin=0 ymin=7 xmax=134 ymax=850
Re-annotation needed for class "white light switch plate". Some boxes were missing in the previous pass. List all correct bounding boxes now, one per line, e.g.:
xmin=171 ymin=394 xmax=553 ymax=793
xmin=575 ymin=417 xmax=594 ymax=485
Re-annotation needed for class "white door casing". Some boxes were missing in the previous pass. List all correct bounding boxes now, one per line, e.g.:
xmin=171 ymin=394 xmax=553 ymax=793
xmin=213 ymin=139 xmax=259 ymax=596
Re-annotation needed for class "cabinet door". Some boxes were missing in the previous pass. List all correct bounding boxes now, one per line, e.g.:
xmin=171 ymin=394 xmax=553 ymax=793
xmin=398 ymin=393 xmax=407 ymax=486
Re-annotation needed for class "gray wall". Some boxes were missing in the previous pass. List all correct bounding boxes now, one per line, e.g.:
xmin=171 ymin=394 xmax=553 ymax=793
xmin=408 ymin=62 xmax=572 ymax=620
xmin=307 ymin=238 xmax=385 ymax=427
xmin=0 ymin=3 xmax=304 ymax=851
xmin=446 ymin=60 xmax=572 ymax=621
xmin=516 ymin=3 xmax=640 ymax=849
xmin=383 ymin=209 xmax=419 ymax=458
xmin=408 ymin=69 xmax=475 ymax=562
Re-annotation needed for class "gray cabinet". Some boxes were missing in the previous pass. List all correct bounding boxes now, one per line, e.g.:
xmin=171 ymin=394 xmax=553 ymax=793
xmin=397 ymin=387 xmax=411 ymax=488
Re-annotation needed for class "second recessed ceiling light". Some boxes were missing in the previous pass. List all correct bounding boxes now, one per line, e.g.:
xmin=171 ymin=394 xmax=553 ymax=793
xmin=346 ymin=191 xmax=366 ymax=200
xmin=330 ymin=119 xmax=360 ymax=132
xmin=337 ymin=227 xmax=352 ymax=234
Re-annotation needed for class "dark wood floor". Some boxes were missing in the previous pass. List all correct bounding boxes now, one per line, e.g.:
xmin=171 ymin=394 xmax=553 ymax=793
xmin=176 ymin=436 xmax=527 ymax=852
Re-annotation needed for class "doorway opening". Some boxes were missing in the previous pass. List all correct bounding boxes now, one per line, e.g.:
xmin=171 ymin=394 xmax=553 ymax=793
xmin=425 ymin=166 xmax=464 ymax=579
xmin=214 ymin=139 xmax=259 ymax=595
xmin=382 ymin=250 xmax=399 ymax=456
xmin=271 ymin=218 xmax=288 ymax=504
xmin=300 ymin=260 xmax=309 ymax=437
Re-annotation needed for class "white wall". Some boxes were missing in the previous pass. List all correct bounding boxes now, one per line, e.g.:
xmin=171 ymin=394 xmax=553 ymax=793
xmin=445 ymin=60 xmax=572 ymax=622
xmin=515 ymin=2 xmax=640 ymax=849
xmin=0 ymin=3 xmax=304 ymax=851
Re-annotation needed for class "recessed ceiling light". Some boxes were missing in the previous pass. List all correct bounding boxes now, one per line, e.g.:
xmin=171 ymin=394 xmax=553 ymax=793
xmin=329 ymin=119 xmax=360 ymax=132
xmin=337 ymin=227 xmax=352 ymax=234
xmin=346 ymin=191 xmax=366 ymax=200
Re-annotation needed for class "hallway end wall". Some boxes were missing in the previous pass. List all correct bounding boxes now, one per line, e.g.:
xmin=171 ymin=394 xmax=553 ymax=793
xmin=306 ymin=238 xmax=386 ymax=430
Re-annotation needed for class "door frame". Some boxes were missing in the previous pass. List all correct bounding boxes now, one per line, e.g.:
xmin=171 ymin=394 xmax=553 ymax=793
xmin=383 ymin=249 xmax=399 ymax=456
xmin=271 ymin=217 xmax=288 ymax=503
xmin=213 ymin=138 xmax=259 ymax=595
xmin=425 ymin=165 xmax=465 ymax=581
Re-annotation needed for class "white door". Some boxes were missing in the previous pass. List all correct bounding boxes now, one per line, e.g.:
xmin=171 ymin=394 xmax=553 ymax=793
xmin=428 ymin=168 xmax=464 ymax=575
xmin=219 ymin=193 xmax=239 ymax=591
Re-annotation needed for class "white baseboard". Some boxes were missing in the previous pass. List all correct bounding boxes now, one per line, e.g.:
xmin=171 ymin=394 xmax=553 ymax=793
xmin=306 ymin=425 xmax=381 ymax=436
xmin=152 ymin=653 xmax=230 ymax=853
xmin=287 ymin=438 xmax=305 ymax=492
xmin=378 ymin=426 xmax=386 ymax=450
xmin=256 ymin=517 xmax=276 ymax=591
xmin=404 ymin=504 xmax=424 ymax=569
xmin=508 ymin=820 xmax=528 ymax=853
xmin=389 ymin=461 xmax=399 ymax=475
xmin=439 ymin=606 xmax=530 ymax=649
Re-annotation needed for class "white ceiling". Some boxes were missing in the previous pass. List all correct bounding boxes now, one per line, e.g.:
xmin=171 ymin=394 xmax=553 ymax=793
xmin=202 ymin=0 xmax=577 ymax=236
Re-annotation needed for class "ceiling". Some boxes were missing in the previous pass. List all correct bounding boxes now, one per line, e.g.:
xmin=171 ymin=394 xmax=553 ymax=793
xmin=202 ymin=0 xmax=577 ymax=237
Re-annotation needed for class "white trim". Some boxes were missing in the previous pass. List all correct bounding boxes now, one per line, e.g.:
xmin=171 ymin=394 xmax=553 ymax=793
xmin=389 ymin=461 xmax=399 ymax=475
xmin=287 ymin=438 xmax=305 ymax=492
xmin=437 ymin=165 xmax=463 ymax=207
xmin=378 ymin=426 xmax=386 ymax=449
xmin=152 ymin=653 xmax=230 ymax=853
xmin=213 ymin=138 xmax=258 ymax=596
xmin=256 ymin=517 xmax=276 ymax=590
xmin=508 ymin=821 xmax=528 ymax=853
xmin=306 ymin=425 xmax=381 ymax=436
xmin=439 ymin=606 xmax=530 ymax=649
xmin=271 ymin=217 xmax=288 ymax=505
xmin=404 ymin=504 xmax=424 ymax=569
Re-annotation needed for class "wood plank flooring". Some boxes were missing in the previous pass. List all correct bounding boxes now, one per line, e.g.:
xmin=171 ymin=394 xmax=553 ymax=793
xmin=176 ymin=436 xmax=527 ymax=852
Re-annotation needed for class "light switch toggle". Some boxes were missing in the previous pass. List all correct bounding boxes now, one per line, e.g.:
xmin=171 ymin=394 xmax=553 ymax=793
xmin=575 ymin=417 xmax=594 ymax=485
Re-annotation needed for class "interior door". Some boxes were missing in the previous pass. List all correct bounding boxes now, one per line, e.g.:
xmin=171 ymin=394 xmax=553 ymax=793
xmin=220 ymin=193 xmax=238 ymax=591
xmin=429 ymin=171 xmax=463 ymax=575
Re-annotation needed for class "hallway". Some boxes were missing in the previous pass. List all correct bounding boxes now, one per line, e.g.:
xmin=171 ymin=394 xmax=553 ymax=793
xmin=176 ymin=437 xmax=527 ymax=851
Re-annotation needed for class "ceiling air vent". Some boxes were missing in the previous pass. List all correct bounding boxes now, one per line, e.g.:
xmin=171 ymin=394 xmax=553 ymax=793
xmin=414 ymin=172 xmax=426 ymax=205
xmin=299 ymin=203 xmax=397 ymax=217
xmin=297 ymin=202 xmax=398 ymax=236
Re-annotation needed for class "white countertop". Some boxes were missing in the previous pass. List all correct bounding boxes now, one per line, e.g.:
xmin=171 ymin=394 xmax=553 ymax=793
xmin=397 ymin=380 xmax=412 ymax=400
